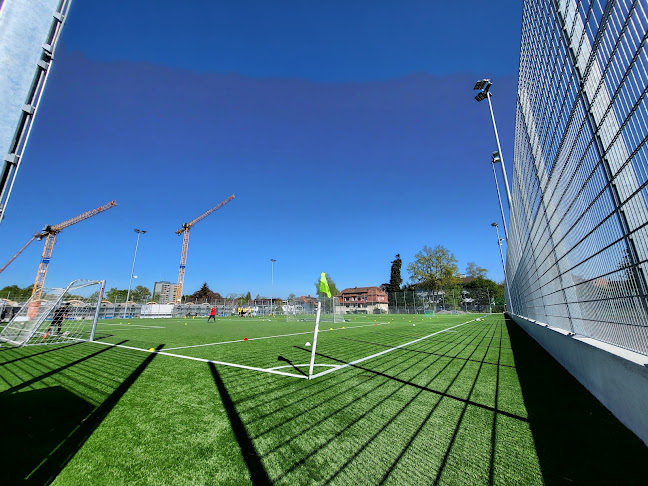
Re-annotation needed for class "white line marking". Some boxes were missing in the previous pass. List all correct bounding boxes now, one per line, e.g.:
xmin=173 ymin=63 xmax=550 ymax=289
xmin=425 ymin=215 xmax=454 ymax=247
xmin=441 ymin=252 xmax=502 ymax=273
xmin=310 ymin=318 xmax=478 ymax=379
xmin=98 ymin=323 xmax=165 ymax=328
xmin=164 ymin=322 xmax=392 ymax=351
xmin=89 ymin=340 xmax=308 ymax=378
xmin=268 ymin=363 xmax=338 ymax=371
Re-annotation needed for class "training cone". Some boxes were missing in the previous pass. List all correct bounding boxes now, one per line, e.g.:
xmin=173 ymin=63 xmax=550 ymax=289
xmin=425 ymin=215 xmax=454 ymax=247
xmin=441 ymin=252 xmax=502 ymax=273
xmin=305 ymin=342 xmax=311 ymax=347
xmin=342 ymin=326 xmax=345 ymax=329
xmin=329 ymin=327 xmax=333 ymax=330
xmin=148 ymin=348 xmax=155 ymax=352
xmin=244 ymin=337 xmax=248 ymax=341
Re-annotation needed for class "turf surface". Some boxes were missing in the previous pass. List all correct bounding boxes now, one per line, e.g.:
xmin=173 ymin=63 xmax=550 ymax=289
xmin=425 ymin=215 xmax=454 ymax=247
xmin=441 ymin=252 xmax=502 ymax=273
xmin=0 ymin=313 xmax=646 ymax=484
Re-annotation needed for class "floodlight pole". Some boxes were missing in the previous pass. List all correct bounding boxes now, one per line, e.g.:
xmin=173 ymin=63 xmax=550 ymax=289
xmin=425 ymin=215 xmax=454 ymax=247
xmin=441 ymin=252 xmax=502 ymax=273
xmin=270 ymin=258 xmax=276 ymax=316
xmin=474 ymin=80 xmax=513 ymax=210
xmin=491 ymin=152 xmax=509 ymax=241
xmin=485 ymin=92 xmax=513 ymax=210
xmin=124 ymin=229 xmax=146 ymax=318
xmin=492 ymin=223 xmax=513 ymax=313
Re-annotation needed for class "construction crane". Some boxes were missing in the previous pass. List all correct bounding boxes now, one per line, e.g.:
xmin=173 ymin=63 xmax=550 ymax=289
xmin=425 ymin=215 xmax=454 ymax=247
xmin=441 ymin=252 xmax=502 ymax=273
xmin=175 ymin=194 xmax=235 ymax=303
xmin=23 ymin=201 xmax=117 ymax=297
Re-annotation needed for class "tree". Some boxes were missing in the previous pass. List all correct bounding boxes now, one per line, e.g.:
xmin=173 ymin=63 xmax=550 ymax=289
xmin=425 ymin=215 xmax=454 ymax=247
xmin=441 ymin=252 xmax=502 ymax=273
xmin=190 ymin=282 xmax=222 ymax=302
xmin=464 ymin=277 xmax=504 ymax=309
xmin=287 ymin=293 xmax=296 ymax=301
xmin=314 ymin=273 xmax=339 ymax=298
xmin=466 ymin=262 xmax=488 ymax=279
xmin=131 ymin=285 xmax=151 ymax=302
xmin=152 ymin=293 xmax=161 ymax=303
xmin=407 ymin=245 xmax=460 ymax=310
xmin=385 ymin=254 xmax=403 ymax=293
xmin=106 ymin=288 xmax=128 ymax=302
xmin=0 ymin=285 xmax=33 ymax=302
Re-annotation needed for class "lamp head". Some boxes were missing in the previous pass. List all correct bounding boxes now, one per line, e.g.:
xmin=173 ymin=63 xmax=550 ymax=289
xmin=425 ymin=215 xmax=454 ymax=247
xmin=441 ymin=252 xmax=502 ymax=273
xmin=474 ymin=79 xmax=492 ymax=102
xmin=491 ymin=222 xmax=498 ymax=227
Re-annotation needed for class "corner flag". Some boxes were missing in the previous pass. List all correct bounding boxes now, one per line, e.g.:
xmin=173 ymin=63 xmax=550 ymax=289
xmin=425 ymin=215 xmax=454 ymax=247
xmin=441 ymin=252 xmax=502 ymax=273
xmin=319 ymin=272 xmax=331 ymax=298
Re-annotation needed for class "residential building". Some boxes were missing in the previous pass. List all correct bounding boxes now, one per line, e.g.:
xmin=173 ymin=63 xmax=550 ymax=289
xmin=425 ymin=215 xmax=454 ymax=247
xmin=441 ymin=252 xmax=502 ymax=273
xmin=153 ymin=281 xmax=177 ymax=305
xmin=338 ymin=286 xmax=388 ymax=314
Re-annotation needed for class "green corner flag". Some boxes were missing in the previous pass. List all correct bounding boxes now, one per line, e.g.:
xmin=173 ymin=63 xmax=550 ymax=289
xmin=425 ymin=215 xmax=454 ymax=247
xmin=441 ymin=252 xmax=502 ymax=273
xmin=319 ymin=272 xmax=331 ymax=298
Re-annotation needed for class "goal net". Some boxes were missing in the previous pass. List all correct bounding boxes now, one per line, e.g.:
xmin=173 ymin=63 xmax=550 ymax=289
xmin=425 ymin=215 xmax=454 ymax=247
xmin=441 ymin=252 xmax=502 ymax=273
xmin=286 ymin=296 xmax=344 ymax=323
xmin=0 ymin=279 xmax=105 ymax=347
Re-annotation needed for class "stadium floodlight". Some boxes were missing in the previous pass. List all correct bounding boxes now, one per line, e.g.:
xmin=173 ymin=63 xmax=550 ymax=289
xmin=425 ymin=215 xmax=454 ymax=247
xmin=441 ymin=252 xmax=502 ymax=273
xmin=491 ymin=151 xmax=509 ymax=241
xmin=491 ymin=223 xmax=513 ymax=313
xmin=270 ymin=258 xmax=276 ymax=316
xmin=124 ymin=229 xmax=146 ymax=318
xmin=474 ymin=79 xmax=513 ymax=210
xmin=474 ymin=79 xmax=492 ymax=91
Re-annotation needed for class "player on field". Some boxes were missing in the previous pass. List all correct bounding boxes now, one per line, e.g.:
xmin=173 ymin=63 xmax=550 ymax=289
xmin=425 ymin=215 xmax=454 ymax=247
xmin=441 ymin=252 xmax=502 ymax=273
xmin=207 ymin=306 xmax=216 ymax=322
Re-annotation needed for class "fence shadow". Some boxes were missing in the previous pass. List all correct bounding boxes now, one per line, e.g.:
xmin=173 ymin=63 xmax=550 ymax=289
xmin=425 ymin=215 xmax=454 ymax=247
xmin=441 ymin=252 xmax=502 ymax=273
xmin=506 ymin=315 xmax=648 ymax=484
xmin=0 ymin=342 xmax=163 ymax=484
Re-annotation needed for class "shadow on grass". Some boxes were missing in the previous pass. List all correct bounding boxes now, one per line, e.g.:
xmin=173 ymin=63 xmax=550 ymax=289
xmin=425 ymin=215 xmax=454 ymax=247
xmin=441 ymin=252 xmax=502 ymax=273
xmin=0 ymin=342 xmax=164 ymax=484
xmin=507 ymin=316 xmax=648 ymax=484
xmin=209 ymin=362 xmax=271 ymax=485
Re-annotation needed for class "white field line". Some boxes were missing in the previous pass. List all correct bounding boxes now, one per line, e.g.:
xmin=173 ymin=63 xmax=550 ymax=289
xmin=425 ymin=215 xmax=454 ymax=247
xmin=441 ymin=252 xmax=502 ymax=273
xmin=98 ymin=323 xmax=166 ymax=328
xmin=310 ymin=318 xmax=479 ymax=379
xmin=89 ymin=340 xmax=308 ymax=379
xmin=95 ymin=327 xmax=163 ymax=332
xmin=164 ymin=322 xmax=392 ymax=351
xmin=268 ymin=363 xmax=338 ymax=371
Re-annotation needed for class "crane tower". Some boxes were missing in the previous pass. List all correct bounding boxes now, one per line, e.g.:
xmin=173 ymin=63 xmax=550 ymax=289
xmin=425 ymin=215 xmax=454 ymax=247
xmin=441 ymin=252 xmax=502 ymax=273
xmin=175 ymin=195 xmax=235 ymax=303
xmin=1 ymin=201 xmax=120 ymax=297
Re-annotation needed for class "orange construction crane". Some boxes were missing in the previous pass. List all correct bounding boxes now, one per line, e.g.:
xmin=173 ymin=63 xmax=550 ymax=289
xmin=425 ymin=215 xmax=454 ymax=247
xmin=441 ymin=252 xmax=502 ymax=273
xmin=175 ymin=195 xmax=235 ymax=303
xmin=31 ymin=200 xmax=117 ymax=296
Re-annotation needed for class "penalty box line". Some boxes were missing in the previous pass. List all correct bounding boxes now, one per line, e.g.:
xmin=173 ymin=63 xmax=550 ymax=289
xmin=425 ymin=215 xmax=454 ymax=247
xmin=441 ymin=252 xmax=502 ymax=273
xmin=309 ymin=317 xmax=483 ymax=380
xmin=164 ymin=322 xmax=392 ymax=351
xmin=89 ymin=340 xmax=308 ymax=379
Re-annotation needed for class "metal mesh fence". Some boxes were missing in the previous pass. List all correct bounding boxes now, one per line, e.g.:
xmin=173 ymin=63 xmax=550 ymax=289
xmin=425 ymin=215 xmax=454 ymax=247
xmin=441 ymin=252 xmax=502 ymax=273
xmin=386 ymin=290 xmax=503 ymax=315
xmin=509 ymin=0 xmax=648 ymax=355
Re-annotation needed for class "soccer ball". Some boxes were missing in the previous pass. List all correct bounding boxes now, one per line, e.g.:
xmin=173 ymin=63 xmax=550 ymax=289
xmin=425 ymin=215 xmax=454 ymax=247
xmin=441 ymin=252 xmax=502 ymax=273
xmin=62 ymin=331 xmax=69 ymax=337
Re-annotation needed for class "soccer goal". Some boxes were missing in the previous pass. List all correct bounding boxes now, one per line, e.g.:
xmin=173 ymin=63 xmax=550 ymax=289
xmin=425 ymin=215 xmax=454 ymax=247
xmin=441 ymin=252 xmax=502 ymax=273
xmin=286 ymin=296 xmax=344 ymax=323
xmin=0 ymin=279 xmax=105 ymax=347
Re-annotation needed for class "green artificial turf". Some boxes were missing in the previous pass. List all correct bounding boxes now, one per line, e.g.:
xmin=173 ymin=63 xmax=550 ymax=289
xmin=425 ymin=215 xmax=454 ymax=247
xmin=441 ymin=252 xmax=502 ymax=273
xmin=0 ymin=313 xmax=646 ymax=485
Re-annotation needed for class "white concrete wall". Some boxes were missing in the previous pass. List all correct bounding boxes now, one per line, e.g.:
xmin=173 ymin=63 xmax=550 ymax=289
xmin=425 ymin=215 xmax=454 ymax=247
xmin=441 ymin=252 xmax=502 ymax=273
xmin=510 ymin=314 xmax=648 ymax=446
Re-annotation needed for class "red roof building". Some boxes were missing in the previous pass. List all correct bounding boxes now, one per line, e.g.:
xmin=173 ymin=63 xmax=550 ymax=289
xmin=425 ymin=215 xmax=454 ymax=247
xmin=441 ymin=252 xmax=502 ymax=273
xmin=338 ymin=286 xmax=388 ymax=314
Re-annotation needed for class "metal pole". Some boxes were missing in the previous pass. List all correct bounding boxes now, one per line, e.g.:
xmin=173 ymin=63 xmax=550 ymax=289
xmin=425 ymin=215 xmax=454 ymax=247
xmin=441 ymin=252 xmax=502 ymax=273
xmin=491 ymin=154 xmax=509 ymax=241
xmin=493 ymin=224 xmax=514 ymax=313
xmin=308 ymin=302 xmax=322 ymax=379
xmin=486 ymin=93 xmax=513 ymax=209
xmin=270 ymin=258 xmax=276 ymax=317
xmin=124 ymin=229 xmax=145 ymax=319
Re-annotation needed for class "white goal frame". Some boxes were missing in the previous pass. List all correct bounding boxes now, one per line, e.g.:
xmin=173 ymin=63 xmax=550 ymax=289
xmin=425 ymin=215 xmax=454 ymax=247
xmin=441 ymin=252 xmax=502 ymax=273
xmin=0 ymin=279 xmax=105 ymax=347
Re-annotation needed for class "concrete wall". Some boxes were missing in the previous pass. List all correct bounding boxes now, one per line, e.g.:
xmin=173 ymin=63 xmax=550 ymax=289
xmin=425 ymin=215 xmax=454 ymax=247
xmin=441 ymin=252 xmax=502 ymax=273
xmin=510 ymin=313 xmax=648 ymax=446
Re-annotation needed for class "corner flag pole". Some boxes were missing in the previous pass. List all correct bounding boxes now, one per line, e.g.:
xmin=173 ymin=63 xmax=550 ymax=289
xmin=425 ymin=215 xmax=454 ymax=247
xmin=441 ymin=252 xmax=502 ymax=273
xmin=308 ymin=301 xmax=322 ymax=379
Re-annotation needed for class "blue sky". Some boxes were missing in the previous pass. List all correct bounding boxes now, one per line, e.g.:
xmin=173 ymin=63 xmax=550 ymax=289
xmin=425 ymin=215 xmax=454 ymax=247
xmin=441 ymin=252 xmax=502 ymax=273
xmin=0 ymin=0 xmax=522 ymax=298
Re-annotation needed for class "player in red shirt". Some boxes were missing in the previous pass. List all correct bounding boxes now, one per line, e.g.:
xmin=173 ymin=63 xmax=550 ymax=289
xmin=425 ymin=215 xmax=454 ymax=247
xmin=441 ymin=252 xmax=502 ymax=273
xmin=207 ymin=306 xmax=216 ymax=322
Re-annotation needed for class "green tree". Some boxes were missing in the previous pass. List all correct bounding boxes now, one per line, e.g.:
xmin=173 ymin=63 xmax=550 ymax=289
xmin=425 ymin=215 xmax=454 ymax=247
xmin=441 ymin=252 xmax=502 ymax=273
xmin=191 ymin=283 xmax=222 ymax=302
xmin=106 ymin=288 xmax=128 ymax=302
xmin=152 ymin=293 xmax=161 ymax=303
xmin=407 ymin=245 xmax=460 ymax=310
xmin=131 ymin=285 xmax=151 ymax=302
xmin=0 ymin=285 xmax=33 ymax=302
xmin=287 ymin=293 xmax=296 ymax=301
xmin=386 ymin=254 xmax=403 ymax=293
xmin=466 ymin=262 xmax=488 ymax=279
xmin=407 ymin=245 xmax=460 ymax=289
xmin=314 ymin=273 xmax=339 ymax=298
